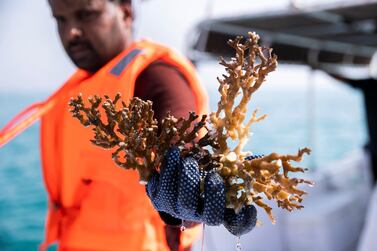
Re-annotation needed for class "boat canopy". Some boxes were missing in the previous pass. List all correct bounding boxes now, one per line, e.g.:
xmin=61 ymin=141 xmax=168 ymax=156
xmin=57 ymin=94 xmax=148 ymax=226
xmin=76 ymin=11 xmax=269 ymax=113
xmin=189 ymin=1 xmax=377 ymax=78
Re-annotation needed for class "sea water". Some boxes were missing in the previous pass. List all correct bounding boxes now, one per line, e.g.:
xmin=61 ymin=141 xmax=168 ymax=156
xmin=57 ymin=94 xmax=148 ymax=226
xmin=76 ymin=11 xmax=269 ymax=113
xmin=0 ymin=65 xmax=367 ymax=250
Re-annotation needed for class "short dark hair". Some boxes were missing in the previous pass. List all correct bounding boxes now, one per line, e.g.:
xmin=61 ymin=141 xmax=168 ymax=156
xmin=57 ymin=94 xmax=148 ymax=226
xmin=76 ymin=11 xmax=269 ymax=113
xmin=113 ymin=0 xmax=132 ymax=4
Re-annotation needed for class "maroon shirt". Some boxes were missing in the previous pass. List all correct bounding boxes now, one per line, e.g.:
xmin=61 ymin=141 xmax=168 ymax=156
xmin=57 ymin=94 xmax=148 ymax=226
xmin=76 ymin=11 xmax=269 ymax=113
xmin=134 ymin=60 xmax=197 ymax=124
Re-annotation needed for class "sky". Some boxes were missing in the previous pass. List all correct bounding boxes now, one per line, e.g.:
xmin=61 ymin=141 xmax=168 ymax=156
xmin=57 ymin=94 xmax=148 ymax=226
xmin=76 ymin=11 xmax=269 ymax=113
xmin=0 ymin=0 xmax=356 ymax=94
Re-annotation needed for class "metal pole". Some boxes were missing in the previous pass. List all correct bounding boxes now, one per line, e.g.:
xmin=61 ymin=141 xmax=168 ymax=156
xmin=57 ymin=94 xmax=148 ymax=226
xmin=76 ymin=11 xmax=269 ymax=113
xmin=307 ymin=49 xmax=319 ymax=171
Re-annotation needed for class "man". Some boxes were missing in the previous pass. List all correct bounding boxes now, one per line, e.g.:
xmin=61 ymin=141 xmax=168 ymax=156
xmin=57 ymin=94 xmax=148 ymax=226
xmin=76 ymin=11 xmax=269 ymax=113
xmin=0 ymin=0 xmax=256 ymax=250
xmin=0 ymin=0 xmax=203 ymax=250
xmin=43 ymin=0 xmax=207 ymax=250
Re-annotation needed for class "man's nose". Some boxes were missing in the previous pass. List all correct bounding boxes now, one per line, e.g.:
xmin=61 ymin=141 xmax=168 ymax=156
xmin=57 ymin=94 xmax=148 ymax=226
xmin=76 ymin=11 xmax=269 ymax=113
xmin=69 ymin=27 xmax=83 ymax=39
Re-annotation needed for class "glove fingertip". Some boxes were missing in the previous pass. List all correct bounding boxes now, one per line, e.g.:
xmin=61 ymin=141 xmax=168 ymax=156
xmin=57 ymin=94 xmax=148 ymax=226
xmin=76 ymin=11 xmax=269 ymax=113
xmin=154 ymin=147 xmax=183 ymax=216
xmin=203 ymin=171 xmax=225 ymax=226
xmin=245 ymin=154 xmax=264 ymax=161
xmin=165 ymin=146 xmax=181 ymax=160
xmin=177 ymin=157 xmax=200 ymax=220
xmin=223 ymin=205 xmax=257 ymax=236
xmin=161 ymin=147 xmax=181 ymax=176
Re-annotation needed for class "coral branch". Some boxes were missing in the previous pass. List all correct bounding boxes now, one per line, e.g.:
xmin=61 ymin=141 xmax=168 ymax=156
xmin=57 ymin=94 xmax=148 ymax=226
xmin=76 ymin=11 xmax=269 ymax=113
xmin=69 ymin=32 xmax=312 ymax=222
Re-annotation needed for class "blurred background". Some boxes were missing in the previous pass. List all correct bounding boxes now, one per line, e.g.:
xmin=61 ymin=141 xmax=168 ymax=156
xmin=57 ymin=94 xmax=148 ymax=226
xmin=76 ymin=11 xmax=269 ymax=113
xmin=0 ymin=0 xmax=375 ymax=250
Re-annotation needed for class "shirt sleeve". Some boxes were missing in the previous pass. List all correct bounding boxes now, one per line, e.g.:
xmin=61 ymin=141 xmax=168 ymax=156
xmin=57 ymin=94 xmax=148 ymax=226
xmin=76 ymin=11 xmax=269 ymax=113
xmin=133 ymin=60 xmax=197 ymax=125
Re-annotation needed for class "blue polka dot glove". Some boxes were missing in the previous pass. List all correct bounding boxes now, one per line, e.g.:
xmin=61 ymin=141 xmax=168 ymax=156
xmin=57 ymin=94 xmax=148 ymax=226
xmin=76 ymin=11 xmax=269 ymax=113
xmin=146 ymin=146 xmax=258 ymax=236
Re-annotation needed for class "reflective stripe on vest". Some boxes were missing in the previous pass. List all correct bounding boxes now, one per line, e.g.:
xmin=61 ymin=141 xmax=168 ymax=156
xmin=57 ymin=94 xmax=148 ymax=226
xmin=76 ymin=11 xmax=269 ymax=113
xmin=110 ymin=48 xmax=144 ymax=77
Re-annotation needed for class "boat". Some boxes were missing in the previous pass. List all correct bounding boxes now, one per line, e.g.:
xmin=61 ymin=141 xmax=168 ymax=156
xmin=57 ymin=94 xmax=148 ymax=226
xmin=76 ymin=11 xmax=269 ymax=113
xmin=188 ymin=1 xmax=377 ymax=250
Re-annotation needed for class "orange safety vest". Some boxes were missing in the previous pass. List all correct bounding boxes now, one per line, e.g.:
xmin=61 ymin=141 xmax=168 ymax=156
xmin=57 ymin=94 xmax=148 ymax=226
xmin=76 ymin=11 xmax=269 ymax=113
xmin=0 ymin=40 xmax=208 ymax=251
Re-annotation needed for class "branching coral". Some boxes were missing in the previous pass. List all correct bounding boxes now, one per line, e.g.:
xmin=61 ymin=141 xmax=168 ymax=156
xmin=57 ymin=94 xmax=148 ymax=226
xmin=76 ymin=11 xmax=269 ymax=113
xmin=69 ymin=32 xmax=313 ymax=222
xmin=70 ymin=94 xmax=208 ymax=183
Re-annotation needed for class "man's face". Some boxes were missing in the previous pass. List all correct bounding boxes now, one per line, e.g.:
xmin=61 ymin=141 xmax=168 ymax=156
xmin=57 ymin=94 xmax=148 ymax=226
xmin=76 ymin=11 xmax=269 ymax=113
xmin=49 ymin=0 xmax=132 ymax=72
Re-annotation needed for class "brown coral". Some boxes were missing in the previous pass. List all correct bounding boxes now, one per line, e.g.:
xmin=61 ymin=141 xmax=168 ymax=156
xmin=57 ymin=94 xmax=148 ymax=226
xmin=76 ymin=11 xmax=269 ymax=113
xmin=69 ymin=32 xmax=313 ymax=222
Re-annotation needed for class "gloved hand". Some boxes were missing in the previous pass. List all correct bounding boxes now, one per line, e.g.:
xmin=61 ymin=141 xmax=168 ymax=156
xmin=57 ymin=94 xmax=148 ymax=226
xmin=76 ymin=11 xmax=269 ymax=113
xmin=146 ymin=147 xmax=258 ymax=236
